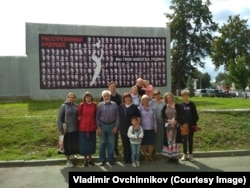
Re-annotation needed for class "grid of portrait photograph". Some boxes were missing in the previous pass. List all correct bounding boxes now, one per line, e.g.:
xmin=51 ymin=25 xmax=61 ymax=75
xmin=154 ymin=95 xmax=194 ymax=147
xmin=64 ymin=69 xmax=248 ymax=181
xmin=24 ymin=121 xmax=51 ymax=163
xmin=39 ymin=34 xmax=167 ymax=89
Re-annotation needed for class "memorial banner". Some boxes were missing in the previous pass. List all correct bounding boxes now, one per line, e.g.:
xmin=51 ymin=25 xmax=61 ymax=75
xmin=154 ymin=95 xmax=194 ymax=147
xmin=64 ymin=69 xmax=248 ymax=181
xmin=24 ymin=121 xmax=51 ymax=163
xmin=39 ymin=34 xmax=167 ymax=89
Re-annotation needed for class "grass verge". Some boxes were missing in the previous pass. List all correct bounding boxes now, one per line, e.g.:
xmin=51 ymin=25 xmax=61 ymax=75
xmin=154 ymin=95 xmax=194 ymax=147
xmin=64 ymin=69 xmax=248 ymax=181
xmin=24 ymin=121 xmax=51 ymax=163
xmin=0 ymin=97 xmax=250 ymax=161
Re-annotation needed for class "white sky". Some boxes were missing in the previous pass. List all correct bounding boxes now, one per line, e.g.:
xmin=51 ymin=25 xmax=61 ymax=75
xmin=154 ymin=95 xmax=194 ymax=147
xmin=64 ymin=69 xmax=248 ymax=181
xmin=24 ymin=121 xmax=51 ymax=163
xmin=0 ymin=0 xmax=249 ymax=80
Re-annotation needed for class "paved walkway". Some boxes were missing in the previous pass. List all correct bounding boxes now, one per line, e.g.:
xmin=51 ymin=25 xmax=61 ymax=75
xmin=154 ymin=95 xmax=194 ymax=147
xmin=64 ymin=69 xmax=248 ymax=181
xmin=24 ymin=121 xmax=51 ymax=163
xmin=0 ymin=154 xmax=250 ymax=188
xmin=0 ymin=149 xmax=249 ymax=167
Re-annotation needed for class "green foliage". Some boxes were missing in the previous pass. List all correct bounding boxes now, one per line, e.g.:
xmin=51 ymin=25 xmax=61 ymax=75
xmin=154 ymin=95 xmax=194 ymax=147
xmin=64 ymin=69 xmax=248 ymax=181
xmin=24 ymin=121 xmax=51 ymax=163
xmin=228 ymin=55 xmax=249 ymax=90
xmin=200 ymin=73 xmax=211 ymax=89
xmin=165 ymin=0 xmax=218 ymax=93
xmin=211 ymin=15 xmax=250 ymax=70
xmin=186 ymin=75 xmax=194 ymax=96
xmin=193 ymin=111 xmax=250 ymax=151
xmin=211 ymin=15 xmax=250 ymax=89
xmin=0 ymin=98 xmax=250 ymax=160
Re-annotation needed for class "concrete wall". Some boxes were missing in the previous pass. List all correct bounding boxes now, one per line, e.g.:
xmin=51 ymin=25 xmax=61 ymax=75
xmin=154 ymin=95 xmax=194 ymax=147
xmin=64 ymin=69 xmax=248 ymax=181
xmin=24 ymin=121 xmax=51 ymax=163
xmin=0 ymin=23 xmax=171 ymax=100
xmin=0 ymin=56 xmax=29 ymax=99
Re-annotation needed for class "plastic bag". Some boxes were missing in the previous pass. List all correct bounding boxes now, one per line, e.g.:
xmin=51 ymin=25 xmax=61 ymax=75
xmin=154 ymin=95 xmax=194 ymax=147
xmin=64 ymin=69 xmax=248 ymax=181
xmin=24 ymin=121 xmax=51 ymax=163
xmin=58 ymin=135 xmax=64 ymax=154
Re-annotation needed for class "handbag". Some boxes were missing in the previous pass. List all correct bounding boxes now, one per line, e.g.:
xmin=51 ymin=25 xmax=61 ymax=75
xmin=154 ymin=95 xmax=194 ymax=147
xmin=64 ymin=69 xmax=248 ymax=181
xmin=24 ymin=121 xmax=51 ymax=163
xmin=180 ymin=123 xmax=189 ymax=136
xmin=194 ymin=124 xmax=200 ymax=132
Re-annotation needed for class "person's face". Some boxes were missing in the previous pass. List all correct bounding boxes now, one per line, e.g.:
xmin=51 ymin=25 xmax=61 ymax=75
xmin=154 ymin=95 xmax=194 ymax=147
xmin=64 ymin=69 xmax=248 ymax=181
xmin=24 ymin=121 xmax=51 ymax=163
xmin=143 ymin=98 xmax=150 ymax=105
xmin=131 ymin=88 xmax=138 ymax=94
xmin=103 ymin=93 xmax=111 ymax=102
xmin=109 ymin=83 xmax=116 ymax=93
xmin=124 ymin=96 xmax=132 ymax=104
xmin=85 ymin=95 xmax=92 ymax=103
xmin=68 ymin=94 xmax=75 ymax=103
xmin=153 ymin=91 xmax=161 ymax=99
xmin=166 ymin=95 xmax=173 ymax=103
xmin=182 ymin=94 xmax=189 ymax=102
xmin=143 ymin=80 xmax=148 ymax=86
xmin=137 ymin=80 xmax=143 ymax=87
xmin=131 ymin=119 xmax=138 ymax=126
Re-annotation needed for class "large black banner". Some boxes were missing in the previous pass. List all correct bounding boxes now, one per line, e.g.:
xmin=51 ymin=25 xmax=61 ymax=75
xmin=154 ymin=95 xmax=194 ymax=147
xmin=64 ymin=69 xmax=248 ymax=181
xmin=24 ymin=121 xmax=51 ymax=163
xmin=39 ymin=34 xmax=166 ymax=89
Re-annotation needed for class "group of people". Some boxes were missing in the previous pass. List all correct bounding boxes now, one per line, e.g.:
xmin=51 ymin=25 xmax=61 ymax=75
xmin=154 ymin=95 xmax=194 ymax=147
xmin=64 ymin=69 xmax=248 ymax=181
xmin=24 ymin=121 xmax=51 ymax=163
xmin=57 ymin=78 xmax=199 ymax=168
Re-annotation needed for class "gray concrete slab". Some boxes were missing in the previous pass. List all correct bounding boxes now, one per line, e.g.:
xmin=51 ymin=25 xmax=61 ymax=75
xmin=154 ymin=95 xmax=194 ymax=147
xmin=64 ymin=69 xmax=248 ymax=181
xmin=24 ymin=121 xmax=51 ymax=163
xmin=0 ymin=155 xmax=250 ymax=188
xmin=1 ymin=149 xmax=249 ymax=168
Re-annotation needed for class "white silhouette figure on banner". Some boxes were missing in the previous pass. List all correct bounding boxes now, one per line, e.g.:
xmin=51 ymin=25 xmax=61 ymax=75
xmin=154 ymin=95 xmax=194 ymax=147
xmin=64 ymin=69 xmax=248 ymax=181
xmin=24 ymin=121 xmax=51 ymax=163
xmin=90 ymin=40 xmax=104 ymax=86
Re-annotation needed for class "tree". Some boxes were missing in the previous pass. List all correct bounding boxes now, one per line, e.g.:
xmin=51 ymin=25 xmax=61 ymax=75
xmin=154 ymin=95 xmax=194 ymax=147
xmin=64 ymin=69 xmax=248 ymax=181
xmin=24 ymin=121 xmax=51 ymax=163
xmin=228 ymin=55 xmax=249 ymax=90
xmin=200 ymin=72 xmax=211 ymax=89
xmin=165 ymin=0 xmax=218 ymax=94
xmin=211 ymin=15 xmax=250 ymax=89
xmin=186 ymin=74 xmax=194 ymax=97
xmin=215 ymin=72 xmax=232 ymax=90
xmin=215 ymin=72 xmax=229 ymax=83
xmin=191 ymin=68 xmax=211 ymax=89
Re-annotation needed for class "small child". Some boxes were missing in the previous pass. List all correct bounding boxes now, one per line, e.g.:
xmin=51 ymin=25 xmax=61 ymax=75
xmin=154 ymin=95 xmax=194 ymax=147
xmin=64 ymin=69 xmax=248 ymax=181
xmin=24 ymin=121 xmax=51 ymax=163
xmin=127 ymin=116 xmax=144 ymax=167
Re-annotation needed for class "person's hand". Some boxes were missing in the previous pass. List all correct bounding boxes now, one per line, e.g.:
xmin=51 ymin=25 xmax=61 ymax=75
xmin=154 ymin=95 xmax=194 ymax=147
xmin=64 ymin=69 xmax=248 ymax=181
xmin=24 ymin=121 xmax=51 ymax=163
xmin=168 ymin=119 xmax=176 ymax=126
xmin=112 ymin=127 xmax=118 ymax=134
xmin=97 ymin=128 xmax=102 ymax=136
xmin=154 ymin=128 xmax=157 ymax=133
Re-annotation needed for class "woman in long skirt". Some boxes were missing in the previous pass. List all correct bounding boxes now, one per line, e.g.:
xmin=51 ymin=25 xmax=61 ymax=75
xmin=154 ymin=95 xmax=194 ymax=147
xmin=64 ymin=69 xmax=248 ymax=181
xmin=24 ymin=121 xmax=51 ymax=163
xmin=151 ymin=89 xmax=165 ymax=154
xmin=78 ymin=91 xmax=97 ymax=167
xmin=161 ymin=92 xmax=187 ymax=163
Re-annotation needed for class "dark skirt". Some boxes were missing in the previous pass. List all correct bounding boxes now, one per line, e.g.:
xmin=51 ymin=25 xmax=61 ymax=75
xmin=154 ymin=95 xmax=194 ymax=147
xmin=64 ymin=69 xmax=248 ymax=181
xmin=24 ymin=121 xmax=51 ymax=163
xmin=63 ymin=131 xmax=79 ymax=155
xmin=79 ymin=131 xmax=96 ymax=156
xmin=141 ymin=130 xmax=155 ymax=145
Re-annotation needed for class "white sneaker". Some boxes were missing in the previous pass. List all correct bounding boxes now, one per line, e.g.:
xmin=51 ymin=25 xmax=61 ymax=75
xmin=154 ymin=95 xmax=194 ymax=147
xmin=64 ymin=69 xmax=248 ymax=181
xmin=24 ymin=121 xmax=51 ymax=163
xmin=70 ymin=155 xmax=77 ymax=159
xmin=188 ymin=154 xmax=195 ymax=161
xmin=131 ymin=162 xmax=137 ymax=167
xmin=136 ymin=161 xmax=140 ymax=167
xmin=181 ymin=154 xmax=187 ymax=161
xmin=66 ymin=160 xmax=73 ymax=168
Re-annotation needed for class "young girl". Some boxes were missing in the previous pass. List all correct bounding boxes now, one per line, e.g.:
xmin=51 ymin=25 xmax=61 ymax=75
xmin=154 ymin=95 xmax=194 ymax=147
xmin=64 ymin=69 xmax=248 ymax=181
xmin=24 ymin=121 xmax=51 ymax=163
xmin=127 ymin=116 xmax=144 ymax=167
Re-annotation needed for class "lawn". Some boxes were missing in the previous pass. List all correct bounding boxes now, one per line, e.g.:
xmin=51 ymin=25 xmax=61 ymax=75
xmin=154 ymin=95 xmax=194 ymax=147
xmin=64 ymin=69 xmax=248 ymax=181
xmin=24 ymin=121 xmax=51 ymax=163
xmin=0 ymin=97 xmax=250 ymax=161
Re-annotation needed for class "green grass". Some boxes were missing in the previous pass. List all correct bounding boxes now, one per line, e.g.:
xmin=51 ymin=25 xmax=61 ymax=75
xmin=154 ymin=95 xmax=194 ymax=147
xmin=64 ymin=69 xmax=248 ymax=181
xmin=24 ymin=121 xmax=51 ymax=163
xmin=0 ymin=97 xmax=250 ymax=161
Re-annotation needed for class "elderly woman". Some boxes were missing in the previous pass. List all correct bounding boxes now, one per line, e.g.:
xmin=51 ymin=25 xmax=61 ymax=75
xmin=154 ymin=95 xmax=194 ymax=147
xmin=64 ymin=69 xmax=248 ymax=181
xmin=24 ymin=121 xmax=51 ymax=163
xmin=161 ymin=92 xmax=188 ymax=163
xmin=57 ymin=92 xmax=79 ymax=168
xmin=151 ymin=89 xmax=165 ymax=154
xmin=139 ymin=94 xmax=157 ymax=162
xmin=78 ymin=91 xmax=97 ymax=167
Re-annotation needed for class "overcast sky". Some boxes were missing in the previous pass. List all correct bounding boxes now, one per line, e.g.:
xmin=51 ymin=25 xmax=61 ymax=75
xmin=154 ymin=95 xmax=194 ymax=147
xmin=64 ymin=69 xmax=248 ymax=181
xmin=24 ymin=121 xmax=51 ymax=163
xmin=0 ymin=0 xmax=249 ymax=80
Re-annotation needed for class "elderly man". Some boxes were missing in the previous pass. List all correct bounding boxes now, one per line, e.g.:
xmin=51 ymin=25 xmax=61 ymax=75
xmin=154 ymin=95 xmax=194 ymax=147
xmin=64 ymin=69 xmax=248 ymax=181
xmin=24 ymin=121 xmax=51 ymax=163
xmin=100 ymin=81 xmax=122 ymax=157
xmin=96 ymin=90 xmax=120 ymax=166
xmin=135 ymin=78 xmax=145 ymax=97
